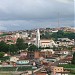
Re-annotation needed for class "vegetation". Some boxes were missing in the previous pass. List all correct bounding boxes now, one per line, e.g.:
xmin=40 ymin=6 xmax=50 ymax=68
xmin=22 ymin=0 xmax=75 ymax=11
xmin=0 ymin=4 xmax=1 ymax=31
xmin=0 ymin=38 xmax=38 ymax=54
xmin=16 ymin=38 xmax=28 ymax=50
xmin=0 ymin=66 xmax=32 ymax=71
xmin=0 ymin=33 xmax=8 ymax=37
xmin=0 ymin=30 xmax=75 ymax=53
xmin=0 ymin=41 xmax=9 ymax=52
xmin=0 ymin=52 xmax=4 ymax=58
xmin=70 ymin=70 xmax=75 ymax=74
xmin=58 ymin=64 xmax=75 ymax=68
xmin=0 ymin=56 xmax=10 ymax=61
xmin=9 ymin=44 xmax=18 ymax=54
xmin=0 ymin=41 xmax=17 ymax=54
xmin=72 ymin=52 xmax=75 ymax=64
xmin=41 ymin=30 xmax=75 ymax=40
xmin=41 ymin=32 xmax=51 ymax=39
xmin=28 ymin=44 xmax=38 ymax=51
xmin=0 ymin=73 xmax=12 ymax=75
xmin=51 ymin=30 xmax=75 ymax=40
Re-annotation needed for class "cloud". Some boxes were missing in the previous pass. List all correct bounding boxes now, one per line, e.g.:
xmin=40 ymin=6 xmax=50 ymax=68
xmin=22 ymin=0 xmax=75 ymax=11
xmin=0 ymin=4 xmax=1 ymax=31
xmin=0 ymin=0 xmax=74 ymax=30
xmin=0 ymin=0 xmax=74 ymax=20
xmin=0 ymin=19 xmax=74 ymax=31
xmin=56 ymin=0 xmax=73 ymax=3
xmin=0 ymin=25 xmax=7 ymax=30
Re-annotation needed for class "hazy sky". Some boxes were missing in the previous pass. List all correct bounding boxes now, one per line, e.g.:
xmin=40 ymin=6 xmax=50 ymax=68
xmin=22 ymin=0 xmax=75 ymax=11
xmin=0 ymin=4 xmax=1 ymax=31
xmin=0 ymin=0 xmax=74 ymax=31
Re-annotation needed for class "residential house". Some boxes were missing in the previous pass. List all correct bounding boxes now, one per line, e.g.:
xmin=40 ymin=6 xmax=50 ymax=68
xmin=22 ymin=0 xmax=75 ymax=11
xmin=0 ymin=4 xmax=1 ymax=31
xmin=51 ymin=66 xmax=69 ymax=75
xmin=10 ymin=56 xmax=19 ymax=62
xmin=40 ymin=49 xmax=55 ymax=58
xmin=56 ymin=38 xmax=74 ymax=46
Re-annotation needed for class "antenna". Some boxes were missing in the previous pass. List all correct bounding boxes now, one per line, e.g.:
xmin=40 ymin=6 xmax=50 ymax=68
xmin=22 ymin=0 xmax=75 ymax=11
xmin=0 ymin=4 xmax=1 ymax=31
xmin=58 ymin=12 xmax=60 ymax=29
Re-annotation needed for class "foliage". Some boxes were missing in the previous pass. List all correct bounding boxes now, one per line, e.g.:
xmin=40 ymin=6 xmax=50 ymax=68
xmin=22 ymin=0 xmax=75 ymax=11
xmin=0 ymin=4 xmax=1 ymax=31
xmin=28 ymin=44 xmax=38 ymax=51
xmin=16 ymin=38 xmax=28 ymax=50
xmin=0 ymin=66 xmax=32 ymax=71
xmin=40 ymin=30 xmax=75 ymax=40
xmin=51 ymin=30 xmax=75 ymax=40
xmin=0 ymin=56 xmax=10 ymax=61
xmin=0 ymin=38 xmax=36 ymax=54
xmin=72 ymin=52 xmax=75 ymax=64
xmin=0 ymin=41 xmax=9 ymax=52
xmin=9 ymin=44 xmax=18 ymax=54
xmin=0 ymin=33 xmax=8 ymax=37
xmin=41 ymin=32 xmax=51 ymax=39
xmin=0 ymin=52 xmax=4 ymax=58
xmin=70 ymin=70 xmax=75 ymax=74
xmin=58 ymin=64 xmax=75 ymax=68
xmin=0 ymin=41 xmax=18 ymax=54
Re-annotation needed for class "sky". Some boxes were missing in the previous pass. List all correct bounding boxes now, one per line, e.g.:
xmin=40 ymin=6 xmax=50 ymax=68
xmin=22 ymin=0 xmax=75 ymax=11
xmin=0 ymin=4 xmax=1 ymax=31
xmin=0 ymin=0 xmax=74 ymax=31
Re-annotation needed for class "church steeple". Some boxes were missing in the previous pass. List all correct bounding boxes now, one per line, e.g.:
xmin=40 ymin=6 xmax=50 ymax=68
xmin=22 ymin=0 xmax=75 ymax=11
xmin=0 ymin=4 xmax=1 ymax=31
xmin=36 ymin=29 xmax=40 ymax=48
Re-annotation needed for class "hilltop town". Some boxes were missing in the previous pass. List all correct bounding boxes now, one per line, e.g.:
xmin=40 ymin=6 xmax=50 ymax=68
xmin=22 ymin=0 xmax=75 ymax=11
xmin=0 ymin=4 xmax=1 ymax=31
xmin=0 ymin=27 xmax=75 ymax=75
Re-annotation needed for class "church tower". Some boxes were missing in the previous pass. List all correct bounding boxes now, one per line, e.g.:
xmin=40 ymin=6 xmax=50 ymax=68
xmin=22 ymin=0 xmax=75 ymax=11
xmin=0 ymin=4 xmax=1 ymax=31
xmin=36 ymin=29 xmax=40 ymax=48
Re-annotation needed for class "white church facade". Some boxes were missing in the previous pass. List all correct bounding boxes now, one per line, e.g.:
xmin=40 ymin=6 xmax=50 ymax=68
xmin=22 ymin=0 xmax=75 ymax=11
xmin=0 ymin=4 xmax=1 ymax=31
xmin=35 ymin=29 xmax=58 ymax=48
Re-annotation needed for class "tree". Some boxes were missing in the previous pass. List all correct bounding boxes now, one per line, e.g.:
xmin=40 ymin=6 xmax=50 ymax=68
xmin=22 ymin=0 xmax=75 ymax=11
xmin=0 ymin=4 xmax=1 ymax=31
xmin=40 ymin=32 xmax=51 ymax=39
xmin=51 ymin=30 xmax=75 ymax=40
xmin=9 ymin=44 xmax=18 ymax=54
xmin=0 ymin=52 xmax=4 ymax=58
xmin=72 ymin=52 xmax=75 ymax=64
xmin=23 ymin=43 xmax=28 ymax=49
xmin=28 ymin=44 xmax=38 ymax=51
xmin=16 ymin=38 xmax=28 ymax=50
xmin=0 ymin=41 xmax=9 ymax=52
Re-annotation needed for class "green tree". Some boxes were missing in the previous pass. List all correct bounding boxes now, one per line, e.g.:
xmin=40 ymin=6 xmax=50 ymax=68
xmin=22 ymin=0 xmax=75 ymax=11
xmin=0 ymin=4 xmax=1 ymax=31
xmin=9 ymin=44 xmax=18 ymax=54
xmin=72 ymin=52 xmax=75 ymax=64
xmin=28 ymin=44 xmax=38 ymax=51
xmin=40 ymin=32 xmax=51 ymax=39
xmin=24 ymin=43 xmax=28 ymax=49
xmin=51 ymin=30 xmax=75 ymax=40
xmin=0 ymin=52 xmax=4 ymax=58
xmin=16 ymin=38 xmax=28 ymax=50
xmin=0 ymin=41 xmax=9 ymax=52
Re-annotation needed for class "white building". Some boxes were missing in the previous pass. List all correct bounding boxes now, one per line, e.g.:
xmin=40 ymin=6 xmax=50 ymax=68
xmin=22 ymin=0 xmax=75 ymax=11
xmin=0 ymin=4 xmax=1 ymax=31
xmin=35 ymin=29 xmax=58 ymax=48
xmin=36 ymin=29 xmax=40 ymax=48
xmin=21 ymin=32 xmax=28 ymax=38
xmin=57 ymin=38 xmax=74 ymax=46
xmin=41 ymin=49 xmax=55 ymax=54
xmin=10 ymin=56 xmax=19 ymax=62
xmin=40 ymin=39 xmax=58 ymax=48
xmin=15 ymin=33 xmax=20 ymax=38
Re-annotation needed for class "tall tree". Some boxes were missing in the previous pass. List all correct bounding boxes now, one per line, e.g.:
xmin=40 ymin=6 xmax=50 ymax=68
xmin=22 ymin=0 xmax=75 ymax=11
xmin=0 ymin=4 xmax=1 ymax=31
xmin=0 ymin=41 xmax=9 ymax=52
xmin=0 ymin=52 xmax=4 ymax=58
xmin=72 ymin=52 xmax=75 ymax=64
xmin=28 ymin=44 xmax=38 ymax=51
xmin=16 ymin=38 xmax=28 ymax=50
xmin=9 ymin=44 xmax=18 ymax=54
